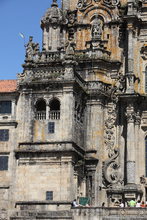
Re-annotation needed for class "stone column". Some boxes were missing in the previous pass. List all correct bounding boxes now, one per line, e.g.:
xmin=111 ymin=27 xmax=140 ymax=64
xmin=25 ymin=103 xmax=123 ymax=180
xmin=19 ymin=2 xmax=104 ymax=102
xmin=134 ymin=111 xmax=141 ymax=182
xmin=126 ymin=105 xmax=136 ymax=184
xmin=126 ymin=23 xmax=135 ymax=93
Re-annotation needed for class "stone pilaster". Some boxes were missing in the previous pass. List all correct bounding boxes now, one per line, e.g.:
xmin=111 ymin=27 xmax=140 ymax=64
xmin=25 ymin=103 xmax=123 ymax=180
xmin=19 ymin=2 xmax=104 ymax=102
xmin=126 ymin=105 xmax=135 ymax=184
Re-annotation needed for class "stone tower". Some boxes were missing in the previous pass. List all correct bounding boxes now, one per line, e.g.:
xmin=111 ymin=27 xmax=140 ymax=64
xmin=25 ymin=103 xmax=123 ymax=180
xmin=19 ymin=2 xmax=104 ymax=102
xmin=2 ymin=0 xmax=147 ymax=218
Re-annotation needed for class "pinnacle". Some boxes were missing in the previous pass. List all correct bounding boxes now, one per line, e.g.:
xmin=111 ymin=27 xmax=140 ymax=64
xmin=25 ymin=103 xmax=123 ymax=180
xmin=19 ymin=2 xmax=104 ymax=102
xmin=51 ymin=0 xmax=58 ymax=7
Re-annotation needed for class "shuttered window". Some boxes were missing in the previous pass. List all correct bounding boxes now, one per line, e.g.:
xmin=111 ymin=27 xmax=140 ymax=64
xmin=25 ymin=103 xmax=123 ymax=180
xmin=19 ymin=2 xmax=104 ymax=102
xmin=0 ymin=156 xmax=8 ymax=170
xmin=0 ymin=101 xmax=11 ymax=114
xmin=0 ymin=130 xmax=9 ymax=141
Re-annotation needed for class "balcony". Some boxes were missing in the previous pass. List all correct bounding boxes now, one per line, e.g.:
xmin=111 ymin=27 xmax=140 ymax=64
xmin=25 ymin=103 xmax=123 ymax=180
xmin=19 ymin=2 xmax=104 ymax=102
xmin=35 ymin=111 xmax=46 ymax=120
xmin=49 ymin=111 xmax=60 ymax=120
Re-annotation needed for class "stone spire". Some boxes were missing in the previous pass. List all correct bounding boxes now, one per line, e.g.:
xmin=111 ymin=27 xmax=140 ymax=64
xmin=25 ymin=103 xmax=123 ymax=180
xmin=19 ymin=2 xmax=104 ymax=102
xmin=40 ymin=0 xmax=63 ymax=51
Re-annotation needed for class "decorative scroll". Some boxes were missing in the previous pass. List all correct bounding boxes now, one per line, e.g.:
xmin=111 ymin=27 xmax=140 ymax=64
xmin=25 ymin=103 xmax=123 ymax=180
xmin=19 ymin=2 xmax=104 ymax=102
xmin=103 ymin=148 xmax=122 ymax=187
xmin=103 ymin=103 xmax=122 ymax=187
xmin=77 ymin=0 xmax=119 ymax=10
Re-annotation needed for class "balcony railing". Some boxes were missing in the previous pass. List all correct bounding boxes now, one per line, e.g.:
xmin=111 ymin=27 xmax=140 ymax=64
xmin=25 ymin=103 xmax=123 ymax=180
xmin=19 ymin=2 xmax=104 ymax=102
xmin=35 ymin=111 xmax=46 ymax=120
xmin=49 ymin=111 xmax=60 ymax=120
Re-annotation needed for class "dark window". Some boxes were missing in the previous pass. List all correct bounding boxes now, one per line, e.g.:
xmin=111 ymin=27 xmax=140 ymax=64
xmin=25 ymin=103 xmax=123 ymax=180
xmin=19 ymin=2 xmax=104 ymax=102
xmin=35 ymin=99 xmax=46 ymax=120
xmin=0 ymin=156 xmax=8 ymax=170
xmin=145 ymin=136 xmax=147 ymax=177
xmin=48 ymin=122 xmax=55 ymax=133
xmin=0 ymin=101 xmax=11 ymax=114
xmin=0 ymin=130 xmax=9 ymax=141
xmin=49 ymin=99 xmax=60 ymax=111
xmin=49 ymin=98 xmax=60 ymax=120
xmin=46 ymin=191 xmax=53 ymax=200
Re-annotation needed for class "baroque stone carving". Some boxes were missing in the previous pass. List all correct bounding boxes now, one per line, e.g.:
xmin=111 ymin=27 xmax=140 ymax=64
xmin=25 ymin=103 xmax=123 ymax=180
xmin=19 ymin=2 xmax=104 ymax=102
xmin=140 ymin=44 xmax=147 ymax=60
xmin=103 ymin=102 xmax=122 ymax=187
xmin=25 ymin=36 xmax=40 ymax=61
xmin=77 ymin=0 xmax=102 ymax=10
xmin=18 ymin=68 xmax=65 ymax=83
xmin=104 ymin=103 xmax=116 ymax=157
xmin=140 ymin=175 xmax=146 ymax=184
xmin=103 ymin=148 xmax=122 ymax=187
xmin=126 ymin=105 xmax=135 ymax=123
xmin=91 ymin=16 xmax=103 ymax=40
xmin=41 ymin=0 xmax=63 ymax=26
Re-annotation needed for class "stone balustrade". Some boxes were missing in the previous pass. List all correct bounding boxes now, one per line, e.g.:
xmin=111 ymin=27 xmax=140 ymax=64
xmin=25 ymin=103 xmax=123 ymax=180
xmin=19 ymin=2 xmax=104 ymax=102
xmin=10 ymin=206 xmax=147 ymax=220
xmin=72 ymin=207 xmax=147 ymax=220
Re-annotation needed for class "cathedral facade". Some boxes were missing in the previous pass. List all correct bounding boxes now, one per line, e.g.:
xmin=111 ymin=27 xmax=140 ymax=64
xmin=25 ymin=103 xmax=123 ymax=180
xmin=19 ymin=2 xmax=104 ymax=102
xmin=1 ymin=0 xmax=147 ymax=218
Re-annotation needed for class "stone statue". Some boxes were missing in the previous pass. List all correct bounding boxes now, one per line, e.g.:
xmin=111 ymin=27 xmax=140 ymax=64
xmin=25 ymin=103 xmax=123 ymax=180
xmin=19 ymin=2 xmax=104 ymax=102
xmin=91 ymin=17 xmax=102 ymax=39
xmin=25 ymin=36 xmax=39 ymax=61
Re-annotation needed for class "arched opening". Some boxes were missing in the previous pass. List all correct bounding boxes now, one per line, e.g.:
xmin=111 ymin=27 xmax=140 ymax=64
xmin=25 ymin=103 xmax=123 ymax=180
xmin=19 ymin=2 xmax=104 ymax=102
xmin=35 ymin=99 xmax=46 ymax=120
xmin=49 ymin=98 xmax=60 ymax=120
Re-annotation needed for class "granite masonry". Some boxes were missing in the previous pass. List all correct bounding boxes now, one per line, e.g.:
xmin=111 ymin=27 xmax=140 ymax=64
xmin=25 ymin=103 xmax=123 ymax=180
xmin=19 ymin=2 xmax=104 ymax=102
xmin=1 ymin=0 xmax=147 ymax=219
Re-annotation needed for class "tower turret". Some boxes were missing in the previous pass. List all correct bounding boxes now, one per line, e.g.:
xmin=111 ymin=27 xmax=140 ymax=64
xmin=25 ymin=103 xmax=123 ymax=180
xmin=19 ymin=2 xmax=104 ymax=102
xmin=41 ymin=0 xmax=64 ymax=51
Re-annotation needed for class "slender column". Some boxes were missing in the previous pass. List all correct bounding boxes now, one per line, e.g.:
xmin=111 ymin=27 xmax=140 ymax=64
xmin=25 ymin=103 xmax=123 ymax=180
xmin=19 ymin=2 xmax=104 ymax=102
xmin=134 ymin=111 xmax=141 ymax=181
xmin=126 ymin=105 xmax=136 ymax=184
xmin=126 ymin=23 xmax=135 ymax=93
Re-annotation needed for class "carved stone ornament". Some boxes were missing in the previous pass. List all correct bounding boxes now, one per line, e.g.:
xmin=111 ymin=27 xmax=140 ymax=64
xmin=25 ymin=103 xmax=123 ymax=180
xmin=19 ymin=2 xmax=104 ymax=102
xmin=103 ymin=102 xmax=123 ymax=188
xmin=104 ymin=103 xmax=116 ymax=157
xmin=140 ymin=175 xmax=146 ymax=184
xmin=41 ymin=0 xmax=63 ymax=26
xmin=91 ymin=16 xmax=103 ymax=40
xmin=77 ymin=0 xmax=101 ymax=10
xmin=103 ymin=0 xmax=120 ymax=6
xmin=140 ymin=44 xmax=147 ymax=60
xmin=25 ymin=36 xmax=40 ymax=61
xmin=18 ymin=68 xmax=65 ymax=84
xmin=102 ymin=148 xmax=122 ymax=187
xmin=126 ymin=105 xmax=135 ymax=123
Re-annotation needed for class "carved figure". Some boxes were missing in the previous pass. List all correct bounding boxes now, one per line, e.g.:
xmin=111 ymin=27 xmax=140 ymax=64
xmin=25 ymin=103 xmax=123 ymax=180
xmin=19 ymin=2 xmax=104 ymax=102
xmin=25 ymin=36 xmax=40 ymax=61
xmin=92 ymin=17 xmax=102 ymax=39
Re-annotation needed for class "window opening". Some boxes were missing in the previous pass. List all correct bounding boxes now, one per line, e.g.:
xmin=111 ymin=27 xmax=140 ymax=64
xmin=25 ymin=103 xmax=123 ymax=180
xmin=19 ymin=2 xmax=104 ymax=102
xmin=48 ymin=122 xmax=55 ymax=133
xmin=0 ymin=156 xmax=8 ymax=170
xmin=0 ymin=130 xmax=9 ymax=141
xmin=46 ymin=191 xmax=53 ymax=200
xmin=0 ymin=101 xmax=11 ymax=114
xmin=35 ymin=99 xmax=46 ymax=120
xmin=49 ymin=99 xmax=60 ymax=120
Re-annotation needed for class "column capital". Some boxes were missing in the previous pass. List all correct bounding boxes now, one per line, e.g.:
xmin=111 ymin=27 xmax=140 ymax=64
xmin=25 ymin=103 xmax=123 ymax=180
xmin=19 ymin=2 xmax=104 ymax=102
xmin=126 ymin=106 xmax=135 ymax=123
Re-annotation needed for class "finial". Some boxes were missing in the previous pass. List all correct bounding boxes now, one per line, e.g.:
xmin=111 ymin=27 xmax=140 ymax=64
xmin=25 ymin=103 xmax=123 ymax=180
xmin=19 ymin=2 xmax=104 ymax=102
xmin=51 ymin=0 xmax=58 ymax=7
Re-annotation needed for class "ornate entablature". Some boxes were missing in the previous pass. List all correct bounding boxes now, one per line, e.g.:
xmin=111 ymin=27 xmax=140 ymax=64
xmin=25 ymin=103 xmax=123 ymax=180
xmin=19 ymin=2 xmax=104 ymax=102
xmin=86 ymin=81 xmax=112 ymax=96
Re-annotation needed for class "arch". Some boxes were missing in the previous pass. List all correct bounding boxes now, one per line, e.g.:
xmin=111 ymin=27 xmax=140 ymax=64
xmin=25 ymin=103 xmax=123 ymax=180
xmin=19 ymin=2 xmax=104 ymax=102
xmin=35 ymin=99 xmax=46 ymax=120
xmin=83 ymin=6 xmax=112 ymax=23
xmin=145 ymin=136 xmax=147 ymax=177
xmin=49 ymin=98 xmax=60 ymax=120
xmin=49 ymin=98 xmax=60 ymax=111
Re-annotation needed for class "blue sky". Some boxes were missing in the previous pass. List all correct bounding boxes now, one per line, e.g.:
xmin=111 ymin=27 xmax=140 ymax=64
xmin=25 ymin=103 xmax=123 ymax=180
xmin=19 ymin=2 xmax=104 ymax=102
xmin=0 ymin=0 xmax=60 ymax=80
